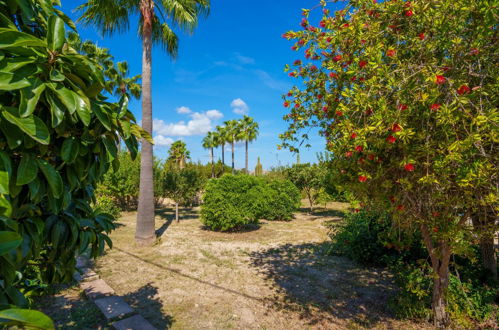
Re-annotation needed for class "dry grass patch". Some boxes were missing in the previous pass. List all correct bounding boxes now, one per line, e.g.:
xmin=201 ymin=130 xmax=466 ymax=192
xmin=88 ymin=202 xmax=430 ymax=329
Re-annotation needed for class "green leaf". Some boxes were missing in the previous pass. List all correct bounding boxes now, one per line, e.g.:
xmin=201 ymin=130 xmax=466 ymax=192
xmin=16 ymin=153 xmax=38 ymax=185
xmin=49 ymin=85 xmax=91 ymax=125
xmin=36 ymin=159 xmax=63 ymax=198
xmin=0 ymin=231 xmax=22 ymax=256
xmin=45 ymin=93 xmax=65 ymax=128
xmin=0 ymin=195 xmax=11 ymax=217
xmin=19 ymin=78 xmax=45 ymax=117
xmin=47 ymin=15 xmax=65 ymax=51
xmin=60 ymin=137 xmax=79 ymax=163
xmin=92 ymin=103 xmax=111 ymax=131
xmin=0 ymin=120 xmax=24 ymax=149
xmin=0 ymin=72 xmax=30 ymax=90
xmin=0 ymin=309 xmax=54 ymax=330
xmin=0 ymin=28 xmax=46 ymax=49
xmin=1 ymin=106 xmax=50 ymax=145
xmin=118 ymin=94 xmax=129 ymax=118
xmin=0 ymin=151 xmax=11 ymax=194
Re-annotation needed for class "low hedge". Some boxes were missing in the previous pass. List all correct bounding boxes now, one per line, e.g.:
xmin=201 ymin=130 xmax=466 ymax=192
xmin=201 ymin=175 xmax=300 ymax=231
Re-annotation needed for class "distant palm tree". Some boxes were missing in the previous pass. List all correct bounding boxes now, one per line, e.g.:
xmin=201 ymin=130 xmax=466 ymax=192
xmin=238 ymin=116 xmax=259 ymax=173
xmin=215 ymin=125 xmax=227 ymax=167
xmin=224 ymin=120 xmax=240 ymax=174
xmin=168 ymin=141 xmax=190 ymax=169
xmin=77 ymin=0 xmax=210 ymax=245
xmin=202 ymin=132 xmax=216 ymax=178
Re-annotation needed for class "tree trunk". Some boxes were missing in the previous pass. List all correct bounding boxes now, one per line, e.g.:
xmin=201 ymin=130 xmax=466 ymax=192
xmin=210 ymin=147 xmax=214 ymax=178
xmin=245 ymin=140 xmax=248 ymax=173
xmin=307 ymin=190 xmax=313 ymax=213
xmin=421 ymin=224 xmax=451 ymax=328
xmin=135 ymin=1 xmax=155 ymax=246
xmin=221 ymin=143 xmax=225 ymax=167
xmin=231 ymin=141 xmax=235 ymax=174
xmin=175 ymin=202 xmax=179 ymax=223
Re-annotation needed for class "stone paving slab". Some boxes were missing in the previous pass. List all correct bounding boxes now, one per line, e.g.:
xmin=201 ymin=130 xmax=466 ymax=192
xmin=94 ymin=296 xmax=134 ymax=321
xmin=81 ymin=279 xmax=115 ymax=300
xmin=112 ymin=314 xmax=157 ymax=330
xmin=74 ymin=268 xmax=99 ymax=282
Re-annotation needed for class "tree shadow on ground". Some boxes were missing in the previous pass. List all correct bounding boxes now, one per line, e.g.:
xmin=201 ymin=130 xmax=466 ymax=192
xmin=122 ymin=283 xmax=174 ymax=330
xmin=154 ymin=207 xmax=199 ymax=238
xmin=249 ymin=242 xmax=397 ymax=328
xmin=297 ymin=207 xmax=347 ymax=219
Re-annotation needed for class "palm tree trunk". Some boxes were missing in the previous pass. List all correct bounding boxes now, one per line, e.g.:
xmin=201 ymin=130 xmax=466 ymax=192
xmin=210 ymin=147 xmax=214 ymax=178
xmin=231 ymin=141 xmax=235 ymax=174
xmin=136 ymin=1 xmax=155 ymax=245
xmin=221 ymin=143 xmax=225 ymax=167
xmin=245 ymin=140 xmax=248 ymax=173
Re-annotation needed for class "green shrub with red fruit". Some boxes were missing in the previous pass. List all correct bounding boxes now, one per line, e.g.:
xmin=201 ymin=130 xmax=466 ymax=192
xmin=280 ymin=0 xmax=497 ymax=327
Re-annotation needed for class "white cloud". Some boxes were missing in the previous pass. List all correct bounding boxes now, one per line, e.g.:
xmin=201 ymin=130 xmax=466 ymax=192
xmin=153 ymin=109 xmax=224 ymax=137
xmin=154 ymin=135 xmax=174 ymax=147
xmin=176 ymin=106 xmax=192 ymax=114
xmin=230 ymin=98 xmax=249 ymax=115
xmin=206 ymin=109 xmax=223 ymax=120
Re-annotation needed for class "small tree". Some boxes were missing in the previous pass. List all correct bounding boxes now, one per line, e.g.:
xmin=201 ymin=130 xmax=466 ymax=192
xmin=162 ymin=168 xmax=203 ymax=222
xmin=280 ymin=0 xmax=497 ymax=326
xmin=255 ymin=157 xmax=263 ymax=176
xmin=167 ymin=140 xmax=190 ymax=169
xmin=286 ymin=163 xmax=325 ymax=213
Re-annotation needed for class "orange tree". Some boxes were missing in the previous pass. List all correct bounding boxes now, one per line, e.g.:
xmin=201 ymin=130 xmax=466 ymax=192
xmin=280 ymin=0 xmax=497 ymax=327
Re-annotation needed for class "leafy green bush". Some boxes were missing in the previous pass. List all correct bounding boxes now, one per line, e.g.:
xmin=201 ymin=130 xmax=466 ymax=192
xmin=201 ymin=175 xmax=263 ymax=231
xmin=327 ymin=210 xmax=426 ymax=266
xmin=201 ymin=175 xmax=302 ymax=230
xmin=94 ymin=194 xmax=121 ymax=219
xmin=263 ymin=179 xmax=301 ymax=221
xmin=389 ymin=259 xmax=497 ymax=327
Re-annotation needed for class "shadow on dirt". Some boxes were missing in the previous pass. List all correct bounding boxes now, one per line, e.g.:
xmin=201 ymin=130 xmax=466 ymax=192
xmin=123 ymin=283 xmax=174 ymax=329
xmin=249 ymin=242 xmax=397 ymax=327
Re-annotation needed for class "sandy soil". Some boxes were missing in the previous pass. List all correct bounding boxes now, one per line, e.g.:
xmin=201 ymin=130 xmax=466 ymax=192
xmin=88 ymin=203 xmax=431 ymax=330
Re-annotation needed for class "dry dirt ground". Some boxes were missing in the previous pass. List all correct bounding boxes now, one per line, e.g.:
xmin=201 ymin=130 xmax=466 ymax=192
xmin=37 ymin=203 xmax=432 ymax=329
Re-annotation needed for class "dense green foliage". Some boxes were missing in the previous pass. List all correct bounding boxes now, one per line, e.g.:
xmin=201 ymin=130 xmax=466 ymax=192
xmin=281 ymin=0 xmax=497 ymax=325
xmin=159 ymin=167 xmax=205 ymax=207
xmin=262 ymin=178 xmax=301 ymax=221
xmin=0 ymin=0 xmax=145 ymax=324
xmin=285 ymin=163 xmax=325 ymax=212
xmin=97 ymin=150 xmax=140 ymax=211
xmin=201 ymin=175 xmax=262 ymax=231
xmin=329 ymin=210 xmax=497 ymax=326
xmin=201 ymin=175 xmax=301 ymax=231
xmin=327 ymin=210 xmax=425 ymax=266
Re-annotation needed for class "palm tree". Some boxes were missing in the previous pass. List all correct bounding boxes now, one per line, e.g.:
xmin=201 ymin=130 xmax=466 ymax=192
xmin=77 ymin=0 xmax=210 ymax=245
xmin=238 ymin=116 xmax=259 ymax=173
xmin=168 ymin=140 xmax=190 ymax=169
xmin=215 ymin=125 xmax=226 ymax=167
xmin=224 ymin=120 xmax=240 ymax=174
xmin=202 ymin=132 xmax=216 ymax=178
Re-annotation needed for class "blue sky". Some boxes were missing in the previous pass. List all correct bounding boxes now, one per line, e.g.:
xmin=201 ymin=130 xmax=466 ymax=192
xmin=67 ymin=0 xmax=343 ymax=170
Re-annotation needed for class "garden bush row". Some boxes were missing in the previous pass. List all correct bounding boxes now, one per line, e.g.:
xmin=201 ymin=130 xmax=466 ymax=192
xmin=201 ymin=174 xmax=301 ymax=231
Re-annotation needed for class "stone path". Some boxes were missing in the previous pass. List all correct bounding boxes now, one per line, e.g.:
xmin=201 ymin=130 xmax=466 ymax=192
xmin=75 ymin=256 xmax=157 ymax=329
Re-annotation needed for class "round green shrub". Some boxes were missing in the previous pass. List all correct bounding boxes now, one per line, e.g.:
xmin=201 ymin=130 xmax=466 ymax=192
xmin=263 ymin=179 xmax=301 ymax=221
xmin=201 ymin=174 xmax=263 ymax=231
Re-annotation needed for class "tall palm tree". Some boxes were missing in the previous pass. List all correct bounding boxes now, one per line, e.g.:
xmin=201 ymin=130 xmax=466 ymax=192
xmin=168 ymin=140 xmax=190 ymax=169
xmin=224 ymin=120 xmax=240 ymax=174
xmin=215 ymin=125 xmax=226 ymax=167
xmin=238 ymin=116 xmax=259 ymax=173
xmin=77 ymin=0 xmax=210 ymax=245
xmin=202 ymin=132 xmax=216 ymax=178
